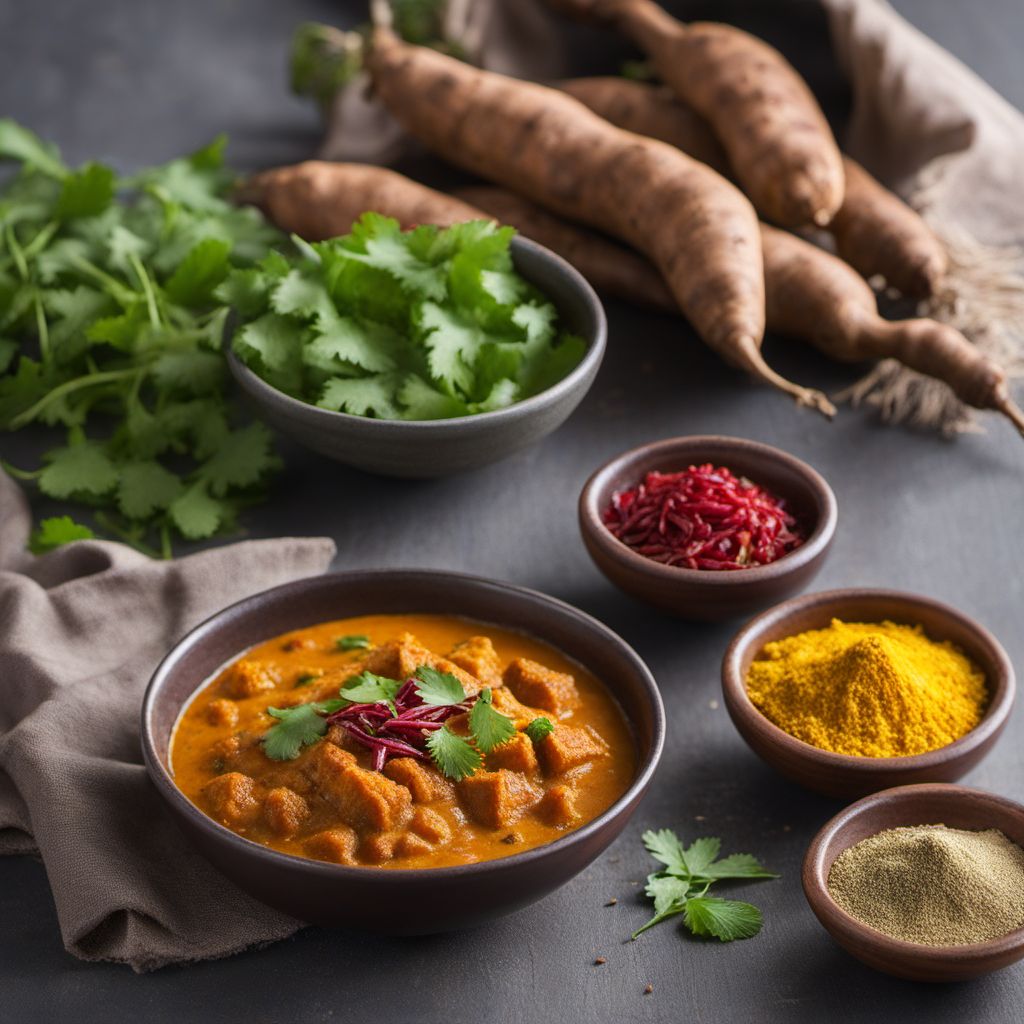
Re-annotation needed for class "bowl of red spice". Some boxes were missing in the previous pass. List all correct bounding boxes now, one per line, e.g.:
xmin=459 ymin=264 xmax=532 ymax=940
xmin=578 ymin=436 xmax=837 ymax=621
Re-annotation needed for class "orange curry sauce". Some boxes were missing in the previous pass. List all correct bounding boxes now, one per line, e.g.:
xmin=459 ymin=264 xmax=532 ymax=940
xmin=170 ymin=614 xmax=636 ymax=869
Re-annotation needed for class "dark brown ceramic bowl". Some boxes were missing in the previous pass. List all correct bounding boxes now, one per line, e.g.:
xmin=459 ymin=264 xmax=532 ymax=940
xmin=803 ymin=784 xmax=1024 ymax=981
xmin=578 ymin=435 xmax=837 ymax=621
xmin=227 ymin=236 xmax=606 ymax=478
xmin=141 ymin=569 xmax=664 ymax=933
xmin=722 ymin=589 xmax=1014 ymax=799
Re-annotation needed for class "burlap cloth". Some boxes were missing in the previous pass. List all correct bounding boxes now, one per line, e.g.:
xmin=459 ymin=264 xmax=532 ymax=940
xmin=0 ymin=470 xmax=332 ymax=970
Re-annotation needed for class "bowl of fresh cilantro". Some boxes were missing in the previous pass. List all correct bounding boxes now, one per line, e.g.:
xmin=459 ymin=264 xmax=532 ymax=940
xmin=225 ymin=216 xmax=607 ymax=477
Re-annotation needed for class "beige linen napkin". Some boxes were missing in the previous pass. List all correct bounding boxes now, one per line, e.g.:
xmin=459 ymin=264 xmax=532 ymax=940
xmin=0 ymin=470 xmax=335 ymax=971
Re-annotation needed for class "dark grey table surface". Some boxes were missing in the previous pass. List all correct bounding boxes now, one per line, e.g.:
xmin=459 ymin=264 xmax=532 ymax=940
xmin=3 ymin=1 xmax=1024 ymax=1021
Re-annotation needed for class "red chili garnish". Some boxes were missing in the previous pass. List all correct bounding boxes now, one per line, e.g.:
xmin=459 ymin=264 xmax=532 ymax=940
xmin=601 ymin=463 xmax=804 ymax=571
xmin=325 ymin=677 xmax=471 ymax=771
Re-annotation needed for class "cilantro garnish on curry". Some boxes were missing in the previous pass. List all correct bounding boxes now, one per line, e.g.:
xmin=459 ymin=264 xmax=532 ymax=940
xmin=170 ymin=614 xmax=635 ymax=868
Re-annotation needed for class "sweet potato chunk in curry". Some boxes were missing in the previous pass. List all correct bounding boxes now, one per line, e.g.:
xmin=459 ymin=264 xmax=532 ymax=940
xmin=171 ymin=615 xmax=634 ymax=870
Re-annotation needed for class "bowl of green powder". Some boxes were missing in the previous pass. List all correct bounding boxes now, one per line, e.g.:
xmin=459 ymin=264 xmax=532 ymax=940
xmin=803 ymin=783 xmax=1024 ymax=981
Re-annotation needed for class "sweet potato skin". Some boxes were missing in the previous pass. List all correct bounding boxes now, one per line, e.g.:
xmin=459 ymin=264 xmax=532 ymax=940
xmin=564 ymin=76 xmax=946 ymax=300
xmin=454 ymin=185 xmax=677 ymax=312
xmin=548 ymin=0 xmax=844 ymax=227
xmin=364 ymin=27 xmax=765 ymax=369
xmin=236 ymin=161 xmax=483 ymax=241
xmin=760 ymin=223 xmax=1008 ymax=413
xmin=829 ymin=157 xmax=948 ymax=299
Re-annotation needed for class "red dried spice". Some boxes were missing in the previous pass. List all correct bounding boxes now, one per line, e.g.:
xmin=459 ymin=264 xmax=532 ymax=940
xmin=602 ymin=464 xmax=804 ymax=571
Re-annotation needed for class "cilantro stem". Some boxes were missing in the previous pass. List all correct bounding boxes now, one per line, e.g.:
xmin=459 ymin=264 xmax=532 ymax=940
xmin=127 ymin=251 xmax=162 ymax=327
xmin=21 ymin=219 xmax=59 ymax=261
xmin=4 ymin=223 xmax=29 ymax=281
xmin=33 ymin=293 xmax=50 ymax=363
xmin=68 ymin=254 xmax=137 ymax=307
xmin=0 ymin=460 xmax=42 ymax=481
xmin=160 ymin=522 xmax=172 ymax=561
xmin=94 ymin=512 xmax=162 ymax=559
xmin=9 ymin=367 xmax=143 ymax=429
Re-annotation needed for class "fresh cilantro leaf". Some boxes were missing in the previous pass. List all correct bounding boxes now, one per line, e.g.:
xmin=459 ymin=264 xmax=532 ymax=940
xmin=339 ymin=670 xmax=402 ymax=709
xmin=468 ymin=688 xmax=517 ymax=753
xmin=396 ymin=374 xmax=467 ymax=420
xmin=335 ymin=634 xmax=371 ymax=651
xmin=232 ymin=312 xmax=305 ymax=395
xmin=28 ymin=515 xmax=95 ymax=553
xmin=304 ymin=315 xmax=397 ymax=374
xmin=682 ymin=897 xmax=763 ymax=942
xmin=271 ymin=268 xmax=334 ymax=321
xmin=168 ymin=481 xmax=227 ymax=539
xmin=116 ymin=460 xmax=183 ymax=519
xmin=0 ymin=120 xmax=67 ymax=179
xmin=643 ymin=829 xmax=689 ymax=874
xmin=164 ymin=237 xmax=232 ymax=306
xmin=345 ymin=213 xmax=447 ymax=300
xmin=196 ymin=422 xmax=278 ymax=496
xmin=418 ymin=301 xmax=491 ymax=395
xmin=295 ymin=672 xmax=321 ymax=688
xmin=699 ymin=853 xmax=779 ymax=881
xmin=38 ymin=441 xmax=118 ymax=499
xmin=523 ymin=333 xmax=587 ymax=396
xmin=470 ymin=377 xmax=519 ymax=413
xmin=45 ymin=286 xmax=112 ymax=362
xmin=524 ymin=717 xmax=554 ymax=742
xmin=426 ymin=724 xmax=482 ymax=781
xmin=215 ymin=267 xmax=271 ymax=318
xmin=262 ymin=699 xmax=344 ymax=761
xmin=56 ymin=163 xmax=116 ymax=221
xmin=683 ymin=837 xmax=722 ymax=876
xmin=414 ymin=665 xmax=467 ymax=706
xmin=512 ymin=302 xmax=557 ymax=343
xmin=631 ymin=876 xmax=691 ymax=939
xmin=317 ymin=373 xmax=400 ymax=419
xmin=151 ymin=349 xmax=224 ymax=395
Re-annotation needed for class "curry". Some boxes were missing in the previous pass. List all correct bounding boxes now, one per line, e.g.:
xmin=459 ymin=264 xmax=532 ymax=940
xmin=171 ymin=614 xmax=636 ymax=869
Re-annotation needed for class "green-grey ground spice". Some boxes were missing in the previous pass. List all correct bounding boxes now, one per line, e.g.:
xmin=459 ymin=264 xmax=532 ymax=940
xmin=827 ymin=824 xmax=1024 ymax=946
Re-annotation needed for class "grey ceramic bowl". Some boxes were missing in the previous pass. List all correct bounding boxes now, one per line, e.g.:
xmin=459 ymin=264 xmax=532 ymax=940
xmin=141 ymin=569 xmax=664 ymax=933
xmin=579 ymin=436 xmax=837 ymax=621
xmin=227 ymin=236 xmax=606 ymax=478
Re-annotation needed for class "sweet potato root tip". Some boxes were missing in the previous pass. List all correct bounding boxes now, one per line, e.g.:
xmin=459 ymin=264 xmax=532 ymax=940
xmin=730 ymin=333 xmax=836 ymax=419
xmin=995 ymin=394 xmax=1024 ymax=438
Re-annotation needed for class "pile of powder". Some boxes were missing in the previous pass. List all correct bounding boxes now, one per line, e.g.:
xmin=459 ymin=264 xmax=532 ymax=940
xmin=828 ymin=825 xmax=1024 ymax=946
xmin=745 ymin=619 xmax=987 ymax=757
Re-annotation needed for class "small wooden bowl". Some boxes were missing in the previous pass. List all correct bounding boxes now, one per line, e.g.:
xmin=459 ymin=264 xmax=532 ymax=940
xmin=803 ymin=784 xmax=1024 ymax=981
xmin=722 ymin=589 xmax=1014 ymax=798
xmin=578 ymin=436 xmax=837 ymax=621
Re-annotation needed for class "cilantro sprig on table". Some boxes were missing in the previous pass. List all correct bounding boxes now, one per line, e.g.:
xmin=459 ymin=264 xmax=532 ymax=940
xmin=0 ymin=120 xmax=284 ymax=555
xmin=633 ymin=829 xmax=778 ymax=942
xmin=229 ymin=213 xmax=587 ymax=422
xmin=261 ymin=664 xmax=523 ymax=780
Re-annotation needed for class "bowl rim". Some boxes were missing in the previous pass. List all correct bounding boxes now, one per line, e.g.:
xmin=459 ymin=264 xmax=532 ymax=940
xmin=226 ymin=234 xmax=607 ymax=433
xmin=578 ymin=434 xmax=838 ymax=587
xmin=721 ymin=587 xmax=1015 ymax=773
xmin=141 ymin=568 xmax=665 ymax=882
xmin=802 ymin=783 xmax=1024 ymax=962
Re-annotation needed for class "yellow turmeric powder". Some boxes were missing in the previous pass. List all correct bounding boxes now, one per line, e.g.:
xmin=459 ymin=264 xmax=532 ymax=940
xmin=746 ymin=619 xmax=987 ymax=757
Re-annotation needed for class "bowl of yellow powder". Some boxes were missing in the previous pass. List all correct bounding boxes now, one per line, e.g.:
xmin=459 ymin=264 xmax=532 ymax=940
xmin=721 ymin=588 xmax=1014 ymax=798
xmin=803 ymin=783 xmax=1024 ymax=981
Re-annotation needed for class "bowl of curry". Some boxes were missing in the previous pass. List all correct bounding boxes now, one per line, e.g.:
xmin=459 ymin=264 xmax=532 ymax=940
xmin=142 ymin=570 xmax=664 ymax=932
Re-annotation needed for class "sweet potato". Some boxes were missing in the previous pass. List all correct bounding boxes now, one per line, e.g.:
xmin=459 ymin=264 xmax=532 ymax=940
xmin=760 ymin=224 xmax=1024 ymax=433
xmin=235 ymin=161 xmax=482 ymax=242
xmin=562 ymin=76 xmax=947 ymax=298
xmin=546 ymin=0 xmax=844 ymax=227
xmin=828 ymin=158 xmax=948 ymax=299
xmin=364 ymin=22 xmax=833 ymax=415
